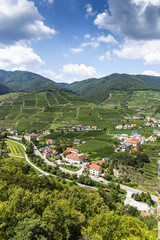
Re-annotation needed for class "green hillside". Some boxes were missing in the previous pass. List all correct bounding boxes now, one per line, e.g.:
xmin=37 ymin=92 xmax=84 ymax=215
xmin=63 ymin=73 xmax=160 ymax=103
xmin=0 ymin=69 xmax=60 ymax=93
xmin=0 ymin=89 xmax=133 ymax=131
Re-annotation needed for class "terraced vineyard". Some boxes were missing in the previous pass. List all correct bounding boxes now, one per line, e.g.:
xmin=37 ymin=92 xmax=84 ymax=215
xmin=0 ymin=89 xmax=132 ymax=131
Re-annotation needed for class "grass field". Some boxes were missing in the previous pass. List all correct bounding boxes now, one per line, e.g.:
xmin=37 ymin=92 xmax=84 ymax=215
xmin=6 ymin=140 xmax=25 ymax=157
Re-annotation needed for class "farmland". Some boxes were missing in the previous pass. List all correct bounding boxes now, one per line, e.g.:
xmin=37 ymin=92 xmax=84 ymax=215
xmin=6 ymin=140 xmax=25 ymax=157
xmin=0 ymin=89 xmax=133 ymax=131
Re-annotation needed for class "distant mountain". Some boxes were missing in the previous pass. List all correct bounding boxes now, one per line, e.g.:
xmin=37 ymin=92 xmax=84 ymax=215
xmin=0 ymin=70 xmax=61 ymax=93
xmin=62 ymin=73 xmax=160 ymax=102
xmin=0 ymin=83 xmax=10 ymax=95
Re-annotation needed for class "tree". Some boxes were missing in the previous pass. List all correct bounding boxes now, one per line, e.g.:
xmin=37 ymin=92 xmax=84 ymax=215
xmin=12 ymin=218 xmax=49 ymax=240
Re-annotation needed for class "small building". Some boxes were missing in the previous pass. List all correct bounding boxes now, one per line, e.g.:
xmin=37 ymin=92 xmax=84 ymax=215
xmin=115 ymin=125 xmax=123 ymax=130
xmin=91 ymin=126 xmax=98 ymax=130
xmin=131 ymin=124 xmax=137 ymax=128
xmin=92 ymin=160 xmax=105 ymax=166
xmin=89 ymin=164 xmax=102 ymax=177
xmin=44 ymin=149 xmax=58 ymax=158
xmin=74 ymin=139 xmax=82 ymax=145
xmin=66 ymin=153 xmax=87 ymax=164
xmin=66 ymin=147 xmax=79 ymax=154
xmin=24 ymin=133 xmax=38 ymax=141
xmin=124 ymin=124 xmax=131 ymax=129
xmin=43 ymin=130 xmax=51 ymax=135
xmin=146 ymin=136 xmax=156 ymax=142
xmin=37 ymin=136 xmax=43 ymax=141
xmin=46 ymin=139 xmax=55 ymax=146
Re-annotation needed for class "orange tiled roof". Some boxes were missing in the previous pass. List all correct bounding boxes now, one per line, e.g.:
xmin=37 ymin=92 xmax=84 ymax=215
xmin=90 ymin=164 xmax=101 ymax=171
xmin=66 ymin=153 xmax=86 ymax=160
xmin=66 ymin=147 xmax=78 ymax=152
xmin=92 ymin=160 xmax=105 ymax=165
xmin=46 ymin=139 xmax=54 ymax=144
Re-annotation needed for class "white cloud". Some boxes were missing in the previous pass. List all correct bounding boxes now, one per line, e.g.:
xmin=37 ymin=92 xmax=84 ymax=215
xmin=62 ymin=63 xmax=101 ymax=80
xmin=84 ymin=34 xmax=91 ymax=39
xmin=70 ymin=48 xmax=84 ymax=54
xmin=142 ymin=70 xmax=160 ymax=76
xmin=114 ymin=39 xmax=160 ymax=64
xmin=85 ymin=4 xmax=97 ymax=18
xmin=38 ymin=69 xmax=64 ymax=82
xmin=97 ymin=34 xmax=118 ymax=44
xmin=98 ymin=51 xmax=111 ymax=61
xmin=0 ymin=0 xmax=55 ymax=45
xmin=0 ymin=44 xmax=44 ymax=69
xmin=94 ymin=0 xmax=160 ymax=40
xmin=81 ymin=37 xmax=100 ymax=49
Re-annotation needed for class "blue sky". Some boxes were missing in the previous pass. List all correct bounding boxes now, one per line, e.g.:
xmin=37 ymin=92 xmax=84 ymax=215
xmin=1 ymin=0 xmax=160 ymax=83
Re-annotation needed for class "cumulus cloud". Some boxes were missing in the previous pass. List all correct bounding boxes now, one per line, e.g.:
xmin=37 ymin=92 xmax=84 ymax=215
xmin=38 ymin=69 xmax=64 ymax=82
xmin=0 ymin=0 xmax=55 ymax=45
xmin=142 ymin=70 xmax=160 ymax=76
xmin=81 ymin=37 xmax=100 ymax=49
xmin=85 ymin=3 xmax=97 ymax=18
xmin=62 ymin=63 xmax=101 ymax=80
xmin=94 ymin=0 xmax=160 ymax=40
xmin=97 ymin=34 xmax=118 ymax=44
xmin=70 ymin=48 xmax=84 ymax=54
xmin=114 ymin=39 xmax=160 ymax=64
xmin=0 ymin=44 xmax=44 ymax=69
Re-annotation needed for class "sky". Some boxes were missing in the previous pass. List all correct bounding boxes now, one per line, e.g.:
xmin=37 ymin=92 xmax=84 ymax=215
xmin=1 ymin=0 xmax=160 ymax=83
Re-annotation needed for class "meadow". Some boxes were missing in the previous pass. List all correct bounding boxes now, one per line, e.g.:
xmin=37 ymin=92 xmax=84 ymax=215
xmin=6 ymin=140 xmax=25 ymax=157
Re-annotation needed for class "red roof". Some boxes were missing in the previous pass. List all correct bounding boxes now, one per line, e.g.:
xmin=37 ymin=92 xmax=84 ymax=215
xmin=90 ymin=164 xmax=101 ymax=171
xmin=66 ymin=153 xmax=87 ymax=161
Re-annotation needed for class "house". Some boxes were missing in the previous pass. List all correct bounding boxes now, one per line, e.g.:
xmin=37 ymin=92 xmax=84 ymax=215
xmin=6 ymin=128 xmax=12 ymax=133
xmin=85 ymin=164 xmax=90 ymax=170
xmin=124 ymin=137 xmax=141 ymax=148
xmin=140 ymin=210 xmax=150 ymax=218
xmin=132 ymin=132 xmax=142 ymax=138
xmin=73 ymin=125 xmax=90 ymax=131
xmin=66 ymin=153 xmax=87 ymax=164
xmin=44 ymin=149 xmax=58 ymax=158
xmin=24 ymin=133 xmax=38 ymax=141
xmin=119 ymin=142 xmax=130 ymax=152
xmin=92 ymin=160 xmax=105 ymax=166
xmin=39 ymin=146 xmax=51 ymax=152
xmin=133 ymin=116 xmax=144 ymax=120
xmin=89 ymin=164 xmax=102 ymax=176
xmin=37 ymin=136 xmax=43 ymax=141
xmin=74 ymin=139 xmax=82 ymax=145
xmin=115 ymin=125 xmax=123 ymax=130
xmin=46 ymin=139 xmax=55 ymax=146
xmin=43 ymin=130 xmax=51 ymax=135
xmin=131 ymin=124 xmax=137 ymax=128
xmin=146 ymin=116 xmax=151 ymax=121
xmin=91 ymin=126 xmax=98 ymax=130
xmin=65 ymin=147 xmax=79 ymax=154
xmin=153 ymin=130 xmax=159 ymax=134
xmin=124 ymin=124 xmax=131 ymax=129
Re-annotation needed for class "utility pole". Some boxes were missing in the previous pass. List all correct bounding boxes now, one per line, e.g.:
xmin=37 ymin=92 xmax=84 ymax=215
xmin=158 ymin=160 xmax=160 ymax=240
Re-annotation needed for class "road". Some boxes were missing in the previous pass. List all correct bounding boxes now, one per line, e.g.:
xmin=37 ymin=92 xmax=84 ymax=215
xmin=7 ymin=139 xmax=158 ymax=212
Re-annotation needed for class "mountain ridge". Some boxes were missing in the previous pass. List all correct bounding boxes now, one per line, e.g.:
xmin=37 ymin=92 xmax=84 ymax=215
xmin=61 ymin=73 xmax=160 ymax=103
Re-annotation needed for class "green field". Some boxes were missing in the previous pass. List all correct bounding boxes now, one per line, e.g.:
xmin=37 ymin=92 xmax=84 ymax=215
xmin=6 ymin=140 xmax=25 ymax=157
xmin=0 ymin=90 xmax=133 ymax=131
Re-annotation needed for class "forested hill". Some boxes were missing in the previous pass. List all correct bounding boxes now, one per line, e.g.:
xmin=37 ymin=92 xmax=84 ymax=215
xmin=62 ymin=73 xmax=160 ymax=103
xmin=0 ymin=70 xmax=61 ymax=93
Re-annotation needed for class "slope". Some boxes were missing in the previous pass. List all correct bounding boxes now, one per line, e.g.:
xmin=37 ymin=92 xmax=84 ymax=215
xmin=0 ymin=69 xmax=60 ymax=92
xmin=63 ymin=73 xmax=160 ymax=103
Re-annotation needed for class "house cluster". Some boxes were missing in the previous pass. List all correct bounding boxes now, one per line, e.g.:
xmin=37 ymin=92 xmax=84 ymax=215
xmin=115 ymin=124 xmax=137 ymax=130
xmin=57 ymin=125 xmax=99 ymax=132
xmin=85 ymin=159 xmax=106 ymax=176
xmin=146 ymin=116 xmax=160 ymax=123
xmin=6 ymin=128 xmax=20 ymax=135
xmin=40 ymin=139 xmax=57 ymax=158
xmin=116 ymin=131 xmax=158 ymax=152
xmin=126 ymin=116 xmax=144 ymax=120
xmin=65 ymin=147 xmax=87 ymax=164
xmin=24 ymin=133 xmax=43 ymax=141
xmin=116 ymin=132 xmax=145 ymax=152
